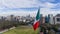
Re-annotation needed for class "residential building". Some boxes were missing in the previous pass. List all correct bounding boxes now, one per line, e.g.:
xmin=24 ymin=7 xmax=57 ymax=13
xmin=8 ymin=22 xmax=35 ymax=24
xmin=54 ymin=14 xmax=60 ymax=24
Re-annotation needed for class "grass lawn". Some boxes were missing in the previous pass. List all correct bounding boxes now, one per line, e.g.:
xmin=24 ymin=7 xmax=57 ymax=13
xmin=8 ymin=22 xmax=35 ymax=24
xmin=3 ymin=26 xmax=39 ymax=34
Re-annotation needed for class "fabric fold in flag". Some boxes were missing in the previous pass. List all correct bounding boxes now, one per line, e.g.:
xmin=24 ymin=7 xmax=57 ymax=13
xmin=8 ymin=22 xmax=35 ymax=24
xmin=33 ymin=21 xmax=40 ymax=30
xmin=33 ymin=8 xmax=40 ymax=31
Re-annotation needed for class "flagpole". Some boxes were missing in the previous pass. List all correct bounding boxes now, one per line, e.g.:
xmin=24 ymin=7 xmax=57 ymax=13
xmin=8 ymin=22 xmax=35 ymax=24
xmin=36 ymin=7 xmax=41 ymax=34
xmin=39 ymin=7 xmax=41 ymax=34
xmin=39 ymin=7 xmax=42 ymax=34
xmin=39 ymin=14 xmax=44 ymax=34
xmin=39 ymin=7 xmax=44 ymax=34
xmin=39 ymin=17 xmax=41 ymax=34
xmin=38 ymin=7 xmax=43 ymax=34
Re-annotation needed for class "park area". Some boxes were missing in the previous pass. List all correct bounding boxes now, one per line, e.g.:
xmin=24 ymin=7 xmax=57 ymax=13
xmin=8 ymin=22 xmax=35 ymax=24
xmin=2 ymin=24 xmax=60 ymax=34
xmin=3 ymin=26 xmax=39 ymax=34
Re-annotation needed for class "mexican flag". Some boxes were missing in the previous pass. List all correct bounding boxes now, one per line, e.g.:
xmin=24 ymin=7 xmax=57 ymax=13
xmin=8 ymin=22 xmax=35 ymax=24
xmin=33 ymin=8 xmax=40 ymax=31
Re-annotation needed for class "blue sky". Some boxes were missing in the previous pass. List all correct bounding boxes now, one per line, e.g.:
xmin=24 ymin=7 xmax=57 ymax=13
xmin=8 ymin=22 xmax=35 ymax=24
xmin=0 ymin=0 xmax=60 ymax=16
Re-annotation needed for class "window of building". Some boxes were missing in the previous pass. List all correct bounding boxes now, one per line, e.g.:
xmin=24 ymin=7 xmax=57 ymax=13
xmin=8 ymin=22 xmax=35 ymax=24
xmin=57 ymin=18 xmax=60 ymax=22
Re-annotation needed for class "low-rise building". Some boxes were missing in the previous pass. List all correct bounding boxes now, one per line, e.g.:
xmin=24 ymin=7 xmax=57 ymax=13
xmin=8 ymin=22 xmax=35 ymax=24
xmin=54 ymin=14 xmax=60 ymax=24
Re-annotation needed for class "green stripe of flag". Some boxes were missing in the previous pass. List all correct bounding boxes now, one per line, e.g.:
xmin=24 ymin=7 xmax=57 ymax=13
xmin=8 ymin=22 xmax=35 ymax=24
xmin=36 ymin=8 xmax=40 ymax=20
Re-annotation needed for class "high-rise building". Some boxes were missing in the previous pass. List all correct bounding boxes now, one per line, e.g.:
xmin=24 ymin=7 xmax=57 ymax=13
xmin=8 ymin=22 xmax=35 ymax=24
xmin=48 ymin=14 xmax=54 ymax=24
xmin=45 ymin=16 xmax=48 ymax=23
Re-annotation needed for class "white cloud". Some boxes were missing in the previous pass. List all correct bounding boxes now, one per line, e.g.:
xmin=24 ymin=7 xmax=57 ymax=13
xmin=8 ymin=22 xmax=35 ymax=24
xmin=37 ymin=1 xmax=57 ymax=8
xmin=0 ymin=10 xmax=37 ymax=17
xmin=0 ymin=0 xmax=38 ymax=8
xmin=40 ymin=8 xmax=60 ymax=16
xmin=0 ymin=0 xmax=60 ymax=16
xmin=0 ymin=8 xmax=60 ymax=17
xmin=0 ymin=0 xmax=57 ymax=8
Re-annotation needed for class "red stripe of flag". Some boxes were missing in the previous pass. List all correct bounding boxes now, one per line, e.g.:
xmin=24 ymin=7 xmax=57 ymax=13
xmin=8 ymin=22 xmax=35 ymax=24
xmin=33 ymin=21 xmax=40 ymax=31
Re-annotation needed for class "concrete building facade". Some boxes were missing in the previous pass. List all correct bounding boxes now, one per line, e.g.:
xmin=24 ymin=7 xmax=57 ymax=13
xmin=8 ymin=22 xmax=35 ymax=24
xmin=54 ymin=14 xmax=60 ymax=24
